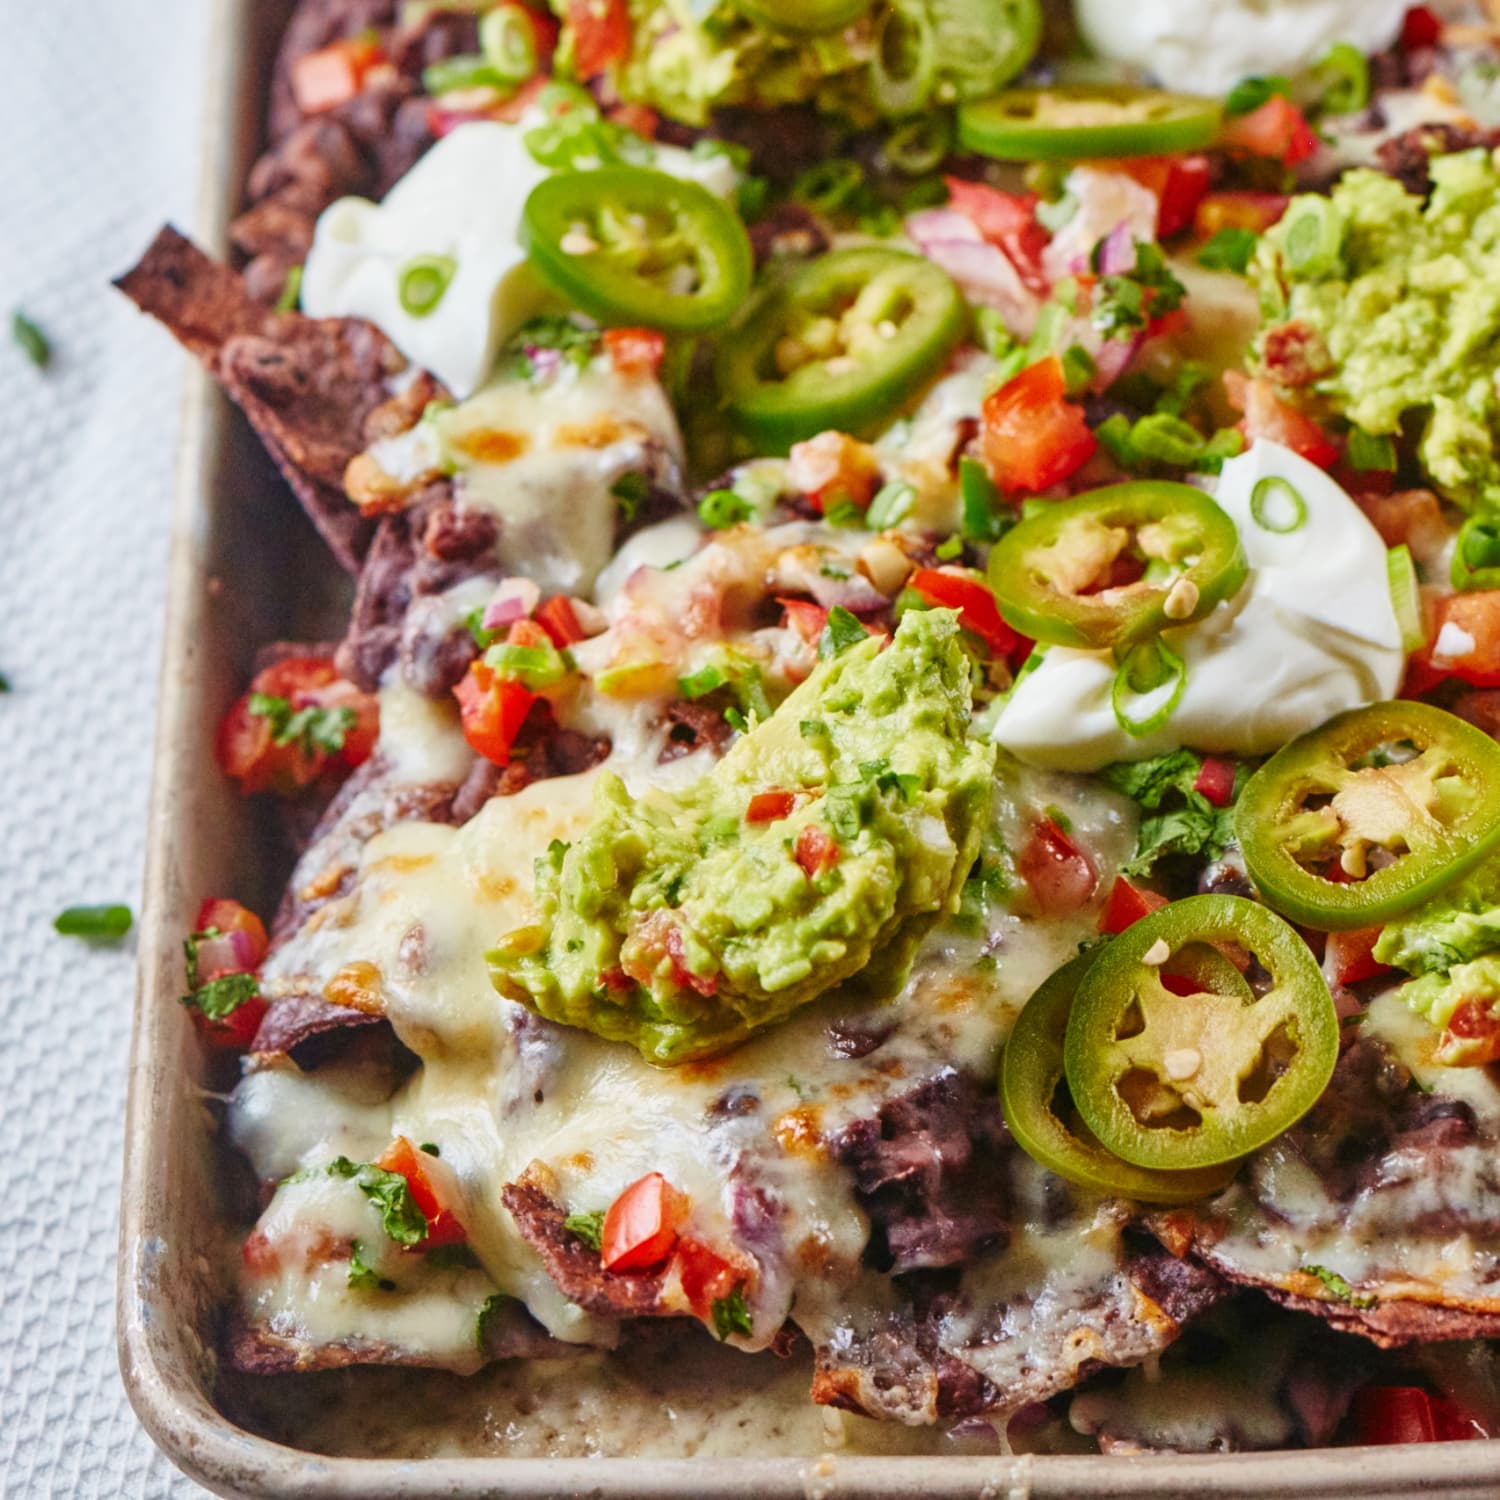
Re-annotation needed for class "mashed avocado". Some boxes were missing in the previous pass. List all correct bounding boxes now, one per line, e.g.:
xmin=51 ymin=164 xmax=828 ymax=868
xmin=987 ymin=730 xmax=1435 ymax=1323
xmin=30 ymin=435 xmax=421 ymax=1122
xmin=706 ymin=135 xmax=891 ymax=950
xmin=1253 ymin=150 xmax=1500 ymax=507
xmin=489 ymin=608 xmax=995 ymax=1064
xmin=1373 ymin=856 xmax=1500 ymax=1061
xmin=572 ymin=0 xmax=1039 ymax=128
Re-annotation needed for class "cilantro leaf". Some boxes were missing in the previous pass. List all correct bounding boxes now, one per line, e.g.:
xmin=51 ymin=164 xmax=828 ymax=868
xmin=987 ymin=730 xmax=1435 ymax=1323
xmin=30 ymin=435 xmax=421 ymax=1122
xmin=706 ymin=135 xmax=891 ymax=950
xmin=504 ymin=315 xmax=602 ymax=380
xmin=564 ymin=1209 xmax=605 ymax=1251
xmin=1197 ymin=227 xmax=1258 ymax=274
xmin=1099 ymin=751 xmax=1237 ymax=878
xmin=347 ymin=1242 xmax=396 ymax=1292
xmin=247 ymin=692 xmax=355 ymax=757
xmin=818 ymin=606 xmax=868 ymax=660
xmin=320 ymin=1159 xmax=429 ymax=1246
xmin=181 ymin=971 xmax=260 ymax=1021
xmin=1092 ymin=242 xmax=1187 ymax=340
xmin=476 ymin=1292 xmax=512 ymax=1352
xmin=711 ymin=1286 xmax=753 ymax=1340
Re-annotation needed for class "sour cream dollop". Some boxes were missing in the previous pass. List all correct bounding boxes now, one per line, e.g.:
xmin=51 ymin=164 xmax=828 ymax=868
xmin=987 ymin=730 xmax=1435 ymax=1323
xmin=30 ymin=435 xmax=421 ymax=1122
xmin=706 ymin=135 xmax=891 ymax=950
xmin=301 ymin=120 xmax=739 ymax=399
xmin=993 ymin=441 xmax=1405 ymax=772
xmin=1073 ymin=0 xmax=1408 ymax=98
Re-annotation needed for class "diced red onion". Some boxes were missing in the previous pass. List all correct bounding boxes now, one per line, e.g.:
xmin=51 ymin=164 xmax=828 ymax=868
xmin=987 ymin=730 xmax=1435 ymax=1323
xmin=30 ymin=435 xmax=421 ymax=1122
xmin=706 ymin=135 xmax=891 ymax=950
xmin=1096 ymin=219 xmax=1138 ymax=276
xmin=483 ymin=577 xmax=542 ymax=630
xmin=905 ymin=208 xmax=985 ymax=245
xmin=906 ymin=228 xmax=1040 ymax=338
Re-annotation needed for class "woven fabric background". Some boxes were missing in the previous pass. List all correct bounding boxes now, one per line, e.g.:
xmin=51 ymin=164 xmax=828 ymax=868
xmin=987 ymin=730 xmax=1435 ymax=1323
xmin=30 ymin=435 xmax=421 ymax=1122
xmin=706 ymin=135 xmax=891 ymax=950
xmin=0 ymin=0 xmax=213 ymax=1492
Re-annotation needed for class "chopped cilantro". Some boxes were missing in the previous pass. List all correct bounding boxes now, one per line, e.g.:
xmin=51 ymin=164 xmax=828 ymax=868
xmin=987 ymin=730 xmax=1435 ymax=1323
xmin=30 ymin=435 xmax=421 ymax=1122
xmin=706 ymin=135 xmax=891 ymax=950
xmin=476 ymin=1291 xmax=511 ymax=1352
xmin=181 ymin=971 xmax=259 ymax=1021
xmin=12 ymin=310 xmax=50 ymax=369
xmin=1302 ymin=1263 xmax=1376 ymax=1309
xmin=1098 ymin=750 xmax=1238 ymax=878
xmin=711 ymin=1286 xmax=753 ymax=1340
xmin=504 ymin=315 xmax=601 ymax=380
xmin=247 ymin=692 xmax=355 ymax=758
xmin=1091 ymin=242 xmax=1187 ymax=341
xmin=564 ymin=1209 xmax=605 ymax=1251
xmin=611 ymin=470 xmax=651 ymax=520
xmin=325 ymin=1157 xmax=429 ymax=1246
xmin=1197 ymin=228 xmax=1258 ymax=275
xmin=818 ymin=605 xmax=867 ymax=659
xmin=347 ymin=1243 xmax=396 ymax=1292
xmin=823 ymin=497 xmax=865 ymax=528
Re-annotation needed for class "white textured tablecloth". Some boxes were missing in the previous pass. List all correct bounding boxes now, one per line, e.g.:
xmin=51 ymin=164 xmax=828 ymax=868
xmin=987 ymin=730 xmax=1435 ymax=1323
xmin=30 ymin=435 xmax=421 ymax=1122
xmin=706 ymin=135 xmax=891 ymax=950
xmin=1 ymin=0 xmax=213 ymax=1492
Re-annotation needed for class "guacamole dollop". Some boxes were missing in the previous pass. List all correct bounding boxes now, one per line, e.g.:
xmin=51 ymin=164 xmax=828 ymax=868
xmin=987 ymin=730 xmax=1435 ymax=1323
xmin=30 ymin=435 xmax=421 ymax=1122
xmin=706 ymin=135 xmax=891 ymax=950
xmin=576 ymin=0 xmax=1039 ymax=128
xmin=489 ymin=608 xmax=996 ymax=1064
xmin=1373 ymin=856 xmax=1500 ymax=1062
xmin=1253 ymin=150 xmax=1500 ymax=507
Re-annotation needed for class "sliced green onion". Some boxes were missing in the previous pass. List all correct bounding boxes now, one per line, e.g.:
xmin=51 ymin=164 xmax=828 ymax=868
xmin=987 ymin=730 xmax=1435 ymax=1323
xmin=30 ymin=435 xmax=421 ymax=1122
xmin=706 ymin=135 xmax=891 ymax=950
xmin=485 ymin=641 xmax=567 ymax=689
xmin=697 ymin=488 xmax=754 ymax=529
xmin=884 ymin=114 xmax=953 ymax=176
xmin=55 ymin=904 xmax=133 ymax=940
xmin=274 ymin=264 xmax=303 ymax=314
xmin=12 ymin=310 xmax=50 ymax=369
xmin=1386 ymin=544 xmax=1425 ymax=655
xmin=1280 ymin=198 xmax=1346 ymax=278
xmin=824 ymin=498 xmax=866 ymax=528
xmin=1314 ymin=41 xmax=1370 ymax=116
xmin=1250 ymin=475 xmax=1307 ymax=534
xmin=678 ymin=664 xmax=728 ymax=698
xmin=1111 ymin=639 xmax=1187 ymax=739
xmin=1059 ymin=344 xmax=1096 ymax=398
xmin=1452 ymin=513 xmax=1500 ymax=591
xmin=1347 ymin=427 xmax=1396 ymax=472
xmin=479 ymin=5 xmax=538 ymax=83
xmin=867 ymin=478 xmax=917 ymax=530
xmin=1127 ymin=412 xmax=1206 ymax=467
xmin=791 ymin=159 xmax=865 ymax=215
xmin=422 ymin=54 xmax=513 ymax=96
xmin=959 ymin=456 xmax=1007 ymax=542
xmin=398 ymin=255 xmax=457 ymax=318
xmin=935 ymin=533 xmax=964 ymax=560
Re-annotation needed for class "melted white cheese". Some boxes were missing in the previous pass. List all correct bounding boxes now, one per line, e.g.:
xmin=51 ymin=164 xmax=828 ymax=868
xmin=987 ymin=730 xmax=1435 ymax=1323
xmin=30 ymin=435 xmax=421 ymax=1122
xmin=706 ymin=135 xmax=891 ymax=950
xmin=995 ymin=441 xmax=1405 ymax=772
xmin=1073 ymin=0 xmax=1408 ymax=97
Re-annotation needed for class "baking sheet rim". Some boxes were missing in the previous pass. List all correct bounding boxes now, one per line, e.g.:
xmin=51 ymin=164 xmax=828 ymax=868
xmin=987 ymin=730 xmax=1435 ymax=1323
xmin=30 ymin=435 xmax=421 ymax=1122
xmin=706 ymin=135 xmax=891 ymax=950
xmin=112 ymin=0 xmax=1500 ymax=1492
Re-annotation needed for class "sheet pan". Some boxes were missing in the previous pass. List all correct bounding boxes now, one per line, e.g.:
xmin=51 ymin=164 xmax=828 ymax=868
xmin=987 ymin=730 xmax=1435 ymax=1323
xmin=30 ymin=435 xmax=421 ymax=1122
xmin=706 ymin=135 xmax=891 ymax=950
xmin=114 ymin=1 xmax=1500 ymax=1492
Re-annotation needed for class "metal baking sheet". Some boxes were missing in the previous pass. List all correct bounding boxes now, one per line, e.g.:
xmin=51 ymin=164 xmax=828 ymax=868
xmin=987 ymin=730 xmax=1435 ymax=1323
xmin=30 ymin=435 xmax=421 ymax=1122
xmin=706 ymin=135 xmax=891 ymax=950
xmin=114 ymin=1 xmax=1500 ymax=1492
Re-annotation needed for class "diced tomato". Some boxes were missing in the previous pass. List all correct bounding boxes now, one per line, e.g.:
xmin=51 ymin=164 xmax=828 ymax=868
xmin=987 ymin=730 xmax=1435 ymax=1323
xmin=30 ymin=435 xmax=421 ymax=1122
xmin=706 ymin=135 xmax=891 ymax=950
xmin=778 ymin=598 xmax=831 ymax=647
xmin=567 ymin=0 xmax=629 ymax=76
xmin=1223 ymin=371 xmax=1340 ymax=469
xmin=1359 ymin=487 xmax=1447 ymax=556
xmin=607 ymin=102 xmax=659 ymax=140
xmin=454 ymin=660 xmax=537 ymax=765
xmin=1192 ymin=757 xmax=1236 ymax=808
xmin=794 ymin=824 xmax=839 ymax=879
xmin=603 ymin=326 xmax=665 ymax=378
xmin=746 ymin=790 xmax=797 ymax=824
xmin=1439 ymin=996 xmax=1500 ymax=1067
xmin=601 ymin=1172 xmax=686 ymax=1272
xmin=1194 ymin=191 xmax=1289 ymax=239
xmin=1410 ymin=591 xmax=1500 ymax=692
xmin=1018 ymin=817 xmax=1097 ymax=916
xmin=535 ymin=595 xmax=589 ymax=648
xmin=674 ymin=1236 xmax=743 ymax=1320
xmin=215 ymin=656 xmax=378 ymax=795
xmin=1098 ymin=876 xmax=1169 ymax=935
xmin=1111 ymin=156 xmax=1211 ymax=239
xmin=980 ymin=356 xmax=1098 ymax=496
xmin=1325 ymin=927 xmax=1392 ymax=988
xmin=1220 ymin=95 xmax=1319 ymax=165
xmin=192 ymin=992 xmax=269 ymax=1054
xmin=1402 ymin=6 xmax=1443 ymax=50
xmin=907 ymin=567 xmax=1019 ymax=657
xmin=663 ymin=923 xmax=718 ymax=997
xmin=943 ymin=178 xmax=1050 ymax=291
xmin=506 ymin=618 xmax=554 ymax=651
xmin=191 ymin=898 xmax=269 ymax=980
xmin=290 ymin=36 xmax=385 ymax=115
xmin=787 ymin=431 xmax=882 ymax=513
xmin=376 ymin=1136 xmax=468 ymax=1250
xmin=1352 ymin=1385 xmax=1484 ymax=1445
xmin=514 ymin=3 xmax=560 ymax=67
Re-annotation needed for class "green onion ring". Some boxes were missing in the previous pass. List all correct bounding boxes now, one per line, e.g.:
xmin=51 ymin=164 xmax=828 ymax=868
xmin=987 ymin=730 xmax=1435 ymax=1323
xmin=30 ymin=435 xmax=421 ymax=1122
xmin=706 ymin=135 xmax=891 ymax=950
xmin=398 ymin=254 xmax=457 ymax=318
xmin=1250 ymin=475 xmax=1307 ymax=534
xmin=1111 ymin=638 xmax=1187 ymax=738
